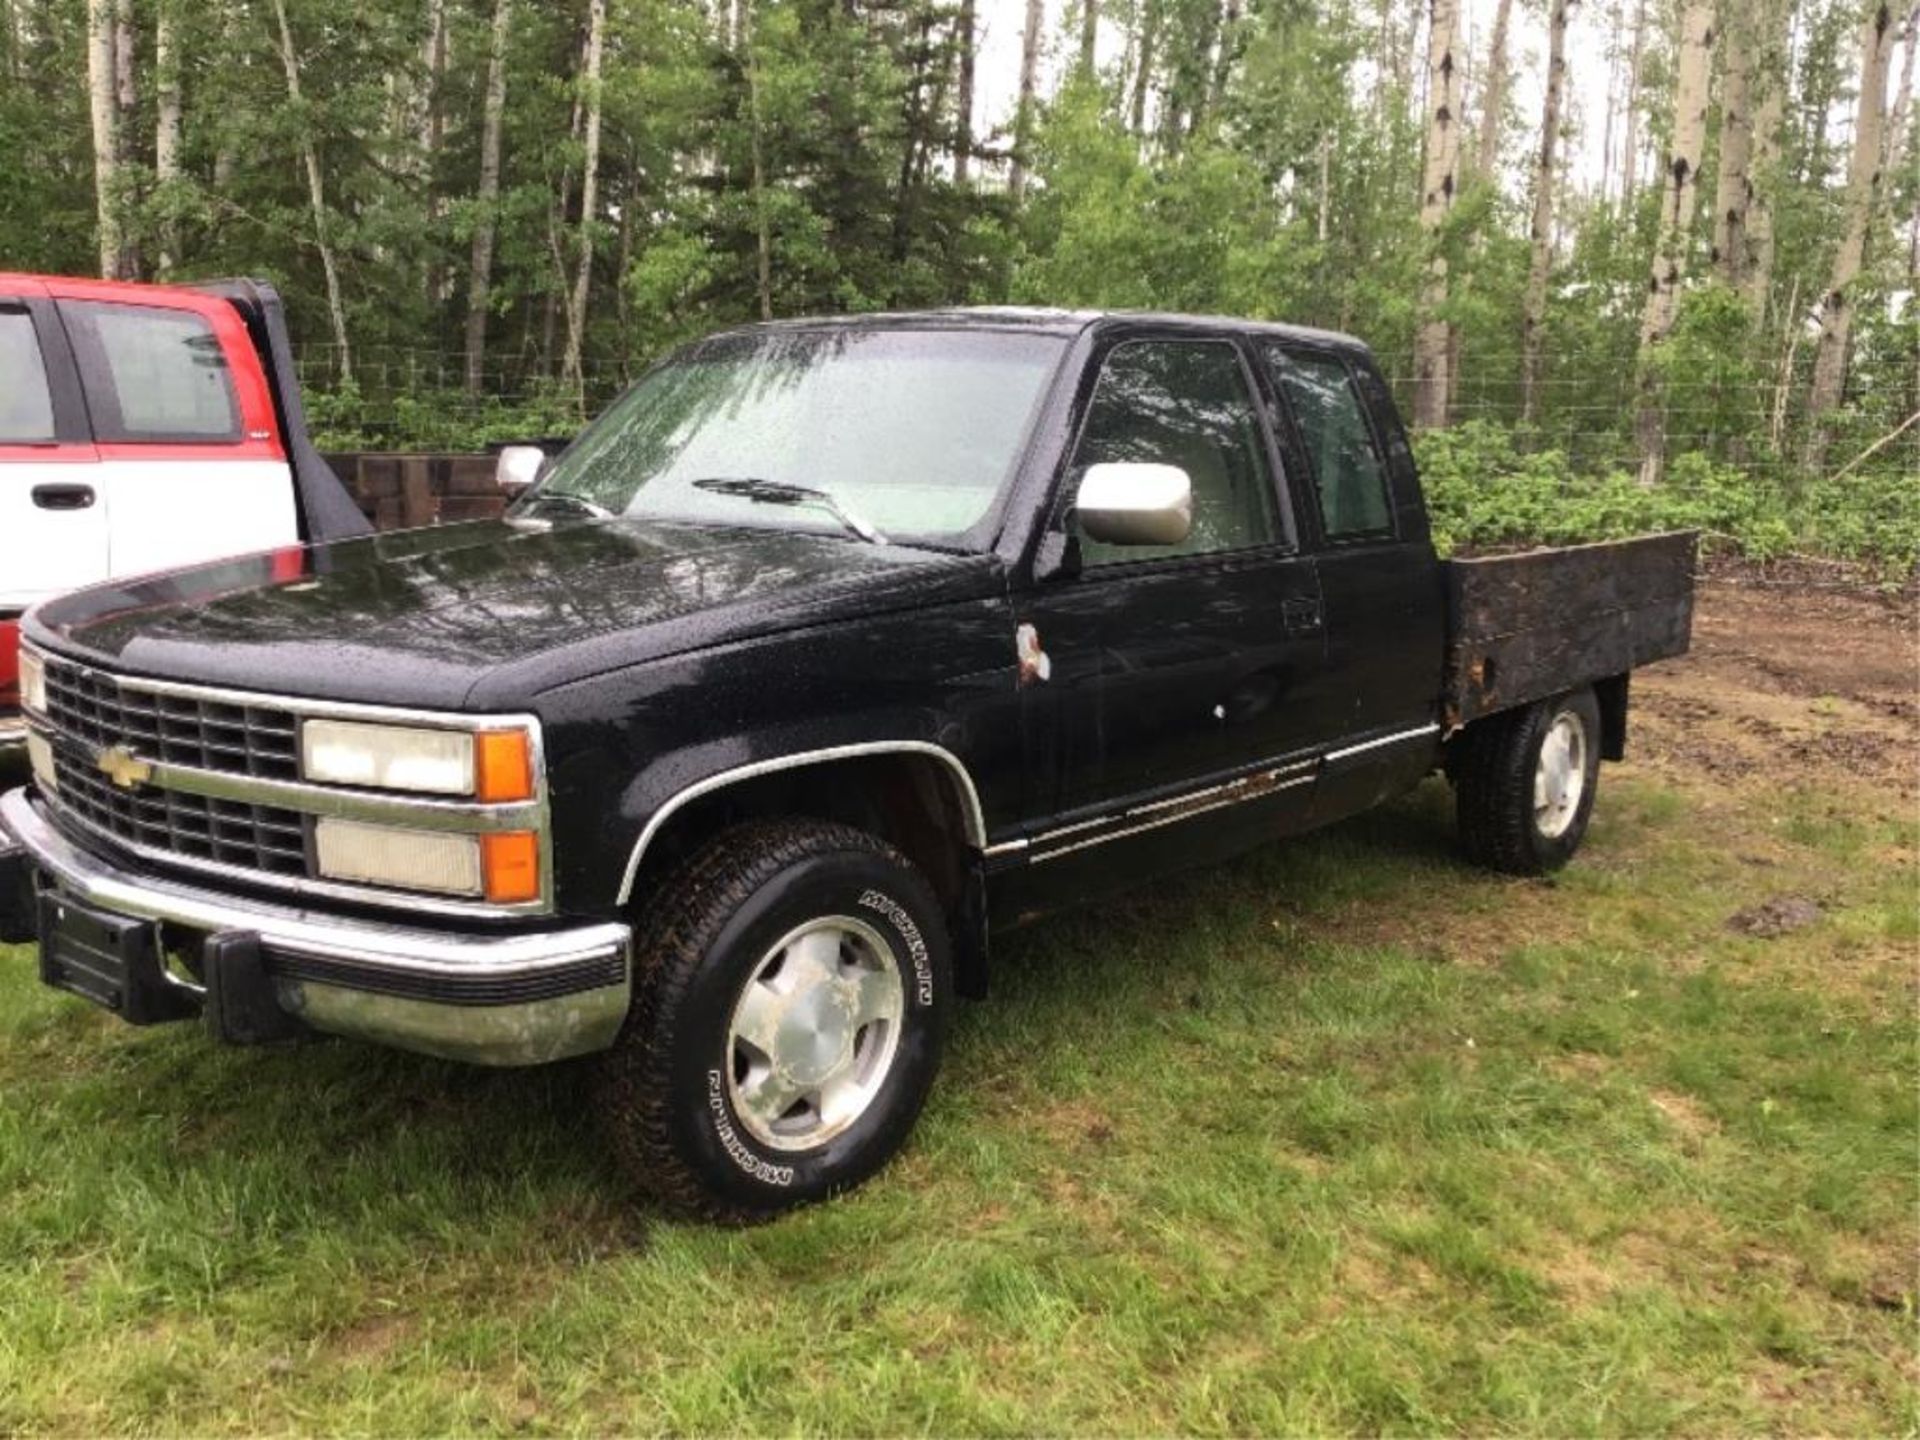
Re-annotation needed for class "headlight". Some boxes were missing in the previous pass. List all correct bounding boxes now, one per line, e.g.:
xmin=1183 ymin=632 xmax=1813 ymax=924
xmin=313 ymin=818 xmax=541 ymax=903
xmin=18 ymin=648 xmax=45 ymax=716
xmin=300 ymin=719 xmax=534 ymax=800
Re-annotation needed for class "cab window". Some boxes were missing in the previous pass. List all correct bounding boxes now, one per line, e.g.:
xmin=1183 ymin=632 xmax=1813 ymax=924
xmin=1070 ymin=340 xmax=1279 ymax=566
xmin=62 ymin=300 xmax=241 ymax=443
xmin=0 ymin=308 xmax=55 ymax=443
xmin=1265 ymin=347 xmax=1393 ymax=541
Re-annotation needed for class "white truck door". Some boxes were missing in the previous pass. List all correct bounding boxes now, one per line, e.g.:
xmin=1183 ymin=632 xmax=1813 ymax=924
xmin=0 ymin=292 xmax=108 ymax=613
xmin=54 ymin=292 xmax=299 ymax=581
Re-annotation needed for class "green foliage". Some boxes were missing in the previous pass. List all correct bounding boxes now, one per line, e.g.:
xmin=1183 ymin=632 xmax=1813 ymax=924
xmin=306 ymin=381 xmax=584 ymax=452
xmin=1417 ymin=421 xmax=1915 ymax=575
xmin=2 ymin=0 xmax=1911 ymax=573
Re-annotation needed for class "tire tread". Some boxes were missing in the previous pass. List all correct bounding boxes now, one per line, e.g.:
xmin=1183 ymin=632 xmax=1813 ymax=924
xmin=598 ymin=818 xmax=914 ymax=1224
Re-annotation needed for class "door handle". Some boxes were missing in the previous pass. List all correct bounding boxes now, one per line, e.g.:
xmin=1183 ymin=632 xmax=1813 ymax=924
xmin=31 ymin=483 xmax=96 ymax=511
xmin=1282 ymin=597 xmax=1322 ymax=634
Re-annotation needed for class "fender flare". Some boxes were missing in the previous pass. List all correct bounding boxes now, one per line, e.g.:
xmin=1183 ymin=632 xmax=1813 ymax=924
xmin=613 ymin=740 xmax=988 ymax=907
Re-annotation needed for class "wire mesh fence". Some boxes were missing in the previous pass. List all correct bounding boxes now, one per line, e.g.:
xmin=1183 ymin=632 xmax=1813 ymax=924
xmin=294 ymin=341 xmax=1918 ymax=485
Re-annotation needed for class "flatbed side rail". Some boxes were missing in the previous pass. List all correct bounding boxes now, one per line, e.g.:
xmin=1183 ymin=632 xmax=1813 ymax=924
xmin=1442 ymin=530 xmax=1698 ymax=728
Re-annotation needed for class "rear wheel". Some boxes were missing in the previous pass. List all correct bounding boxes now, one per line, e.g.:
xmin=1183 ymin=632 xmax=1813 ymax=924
xmin=598 ymin=819 xmax=950 ymax=1222
xmin=1454 ymin=687 xmax=1603 ymax=875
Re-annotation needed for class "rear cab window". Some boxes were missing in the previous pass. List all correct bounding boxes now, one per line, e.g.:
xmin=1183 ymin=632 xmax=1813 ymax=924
xmin=60 ymin=300 xmax=242 ymax=444
xmin=1263 ymin=345 xmax=1395 ymax=543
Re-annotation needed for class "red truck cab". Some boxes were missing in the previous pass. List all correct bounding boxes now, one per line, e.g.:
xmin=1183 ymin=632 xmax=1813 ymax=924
xmin=0 ymin=274 xmax=367 ymax=746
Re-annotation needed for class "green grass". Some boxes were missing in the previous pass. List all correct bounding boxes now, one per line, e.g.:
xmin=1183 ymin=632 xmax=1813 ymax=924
xmin=1 ymin=772 xmax=1914 ymax=1435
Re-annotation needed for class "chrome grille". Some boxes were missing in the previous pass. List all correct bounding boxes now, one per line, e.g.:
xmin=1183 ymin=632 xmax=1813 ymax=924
xmin=46 ymin=740 xmax=310 ymax=875
xmin=36 ymin=654 xmax=309 ymax=877
xmin=42 ymin=658 xmax=300 ymax=780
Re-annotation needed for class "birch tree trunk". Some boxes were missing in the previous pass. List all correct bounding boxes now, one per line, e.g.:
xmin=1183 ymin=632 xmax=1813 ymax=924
xmin=1079 ymin=0 xmax=1097 ymax=75
xmin=418 ymin=0 xmax=448 ymax=300
xmin=1473 ymin=0 xmax=1514 ymax=176
xmin=744 ymin=0 xmax=772 ymax=322
xmin=464 ymin=0 xmax=511 ymax=395
xmin=563 ymin=0 xmax=607 ymax=398
xmin=4 ymin=0 xmax=22 ymax=80
xmin=1805 ymin=0 xmax=1895 ymax=436
xmin=1710 ymin=0 xmax=1754 ymax=283
xmin=1884 ymin=3 xmax=1917 ymax=187
xmin=1521 ymin=0 xmax=1571 ymax=424
xmin=271 ymin=0 xmax=352 ymax=384
xmin=1412 ymin=0 xmax=1463 ymax=430
xmin=154 ymin=0 xmax=182 ymax=276
xmin=112 ymin=0 xmax=135 ymax=276
xmin=1741 ymin=0 xmax=1787 ymax=315
xmin=1633 ymin=0 xmax=1714 ymax=484
xmin=1129 ymin=0 xmax=1157 ymax=134
xmin=953 ymin=0 xmax=975 ymax=183
xmin=1619 ymin=0 xmax=1648 ymax=206
xmin=1208 ymin=0 xmax=1243 ymax=123
xmin=85 ymin=0 xmax=121 ymax=278
xmin=112 ymin=0 xmax=132 ymax=136
xmin=1009 ymin=0 xmax=1045 ymax=200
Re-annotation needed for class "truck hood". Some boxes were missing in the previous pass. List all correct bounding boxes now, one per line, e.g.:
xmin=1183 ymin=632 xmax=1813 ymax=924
xmin=25 ymin=518 xmax=1001 ymax=710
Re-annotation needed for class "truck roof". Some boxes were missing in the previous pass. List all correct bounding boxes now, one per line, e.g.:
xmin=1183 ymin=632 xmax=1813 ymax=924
xmin=729 ymin=305 xmax=1372 ymax=355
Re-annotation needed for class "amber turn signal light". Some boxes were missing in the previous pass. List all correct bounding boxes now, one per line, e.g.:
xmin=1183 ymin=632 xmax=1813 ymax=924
xmin=481 ymin=830 xmax=541 ymax=904
xmin=474 ymin=729 xmax=535 ymax=802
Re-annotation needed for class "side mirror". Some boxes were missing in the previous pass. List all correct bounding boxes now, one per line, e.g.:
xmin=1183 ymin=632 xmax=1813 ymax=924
xmin=1075 ymin=462 xmax=1193 ymax=546
xmin=495 ymin=444 xmax=547 ymax=497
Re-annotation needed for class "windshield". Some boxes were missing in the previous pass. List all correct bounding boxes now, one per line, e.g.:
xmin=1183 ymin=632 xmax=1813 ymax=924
xmin=522 ymin=327 xmax=1067 ymax=546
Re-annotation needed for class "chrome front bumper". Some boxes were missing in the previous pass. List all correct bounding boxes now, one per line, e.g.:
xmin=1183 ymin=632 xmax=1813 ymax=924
xmin=0 ymin=787 xmax=632 ymax=1066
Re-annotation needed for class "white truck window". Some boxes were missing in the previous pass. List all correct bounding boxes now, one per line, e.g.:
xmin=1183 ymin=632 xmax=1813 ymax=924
xmin=64 ymin=301 xmax=240 ymax=443
xmin=0 ymin=310 xmax=55 ymax=443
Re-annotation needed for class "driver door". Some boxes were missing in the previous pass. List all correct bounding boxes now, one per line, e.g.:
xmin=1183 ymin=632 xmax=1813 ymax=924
xmin=1012 ymin=334 xmax=1329 ymax=879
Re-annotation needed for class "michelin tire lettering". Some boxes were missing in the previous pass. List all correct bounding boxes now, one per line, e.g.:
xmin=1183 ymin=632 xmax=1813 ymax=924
xmin=858 ymin=887 xmax=933 ymax=1006
xmin=707 ymin=1069 xmax=795 ymax=1185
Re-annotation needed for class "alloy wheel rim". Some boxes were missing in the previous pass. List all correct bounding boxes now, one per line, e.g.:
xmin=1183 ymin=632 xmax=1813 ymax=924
xmin=1533 ymin=710 xmax=1588 ymax=839
xmin=724 ymin=915 xmax=905 ymax=1152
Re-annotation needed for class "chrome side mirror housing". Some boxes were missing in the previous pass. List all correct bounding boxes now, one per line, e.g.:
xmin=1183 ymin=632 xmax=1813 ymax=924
xmin=1075 ymin=462 xmax=1193 ymax=546
xmin=495 ymin=444 xmax=547 ymax=496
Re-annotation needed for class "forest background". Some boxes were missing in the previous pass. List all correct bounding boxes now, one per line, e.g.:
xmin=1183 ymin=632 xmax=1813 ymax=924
xmin=1 ymin=0 xmax=1914 ymax=572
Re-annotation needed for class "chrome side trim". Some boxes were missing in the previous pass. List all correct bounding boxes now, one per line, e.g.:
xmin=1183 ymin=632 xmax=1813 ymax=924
xmin=615 ymin=741 xmax=988 ymax=906
xmin=1323 ymin=723 xmax=1441 ymax=763
xmin=988 ymin=755 xmax=1320 ymax=862
xmin=1029 ymin=772 xmax=1316 ymax=863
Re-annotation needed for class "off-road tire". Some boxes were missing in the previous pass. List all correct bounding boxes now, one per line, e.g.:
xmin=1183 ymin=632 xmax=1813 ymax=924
xmin=597 ymin=819 xmax=950 ymax=1222
xmin=1454 ymin=687 xmax=1603 ymax=876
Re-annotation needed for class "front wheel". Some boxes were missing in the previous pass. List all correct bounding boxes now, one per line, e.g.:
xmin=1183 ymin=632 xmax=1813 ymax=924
xmin=597 ymin=819 xmax=950 ymax=1222
xmin=1454 ymin=687 xmax=1603 ymax=875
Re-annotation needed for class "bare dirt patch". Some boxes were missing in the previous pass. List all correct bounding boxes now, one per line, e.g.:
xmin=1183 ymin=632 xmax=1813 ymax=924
xmin=1633 ymin=582 xmax=1919 ymax=796
xmin=1725 ymin=896 xmax=1824 ymax=938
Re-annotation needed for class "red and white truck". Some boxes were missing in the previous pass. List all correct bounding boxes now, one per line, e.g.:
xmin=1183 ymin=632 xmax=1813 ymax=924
xmin=0 ymin=275 xmax=370 ymax=746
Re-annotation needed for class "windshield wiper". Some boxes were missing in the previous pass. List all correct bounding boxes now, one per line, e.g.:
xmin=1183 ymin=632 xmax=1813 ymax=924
xmin=519 ymin=489 xmax=614 ymax=520
xmin=691 ymin=477 xmax=888 ymax=545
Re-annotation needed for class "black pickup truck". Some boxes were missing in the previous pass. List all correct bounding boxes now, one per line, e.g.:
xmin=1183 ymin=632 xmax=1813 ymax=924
xmin=0 ymin=309 xmax=1694 ymax=1219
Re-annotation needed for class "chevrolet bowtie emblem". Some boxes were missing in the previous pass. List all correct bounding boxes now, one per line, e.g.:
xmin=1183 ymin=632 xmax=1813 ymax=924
xmin=96 ymin=745 xmax=152 ymax=790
